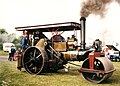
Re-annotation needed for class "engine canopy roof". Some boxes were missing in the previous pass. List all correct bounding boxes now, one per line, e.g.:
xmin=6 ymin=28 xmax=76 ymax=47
xmin=15 ymin=22 xmax=81 ymax=32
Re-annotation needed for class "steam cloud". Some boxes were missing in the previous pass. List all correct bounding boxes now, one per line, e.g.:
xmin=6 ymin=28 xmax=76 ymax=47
xmin=80 ymin=0 xmax=112 ymax=17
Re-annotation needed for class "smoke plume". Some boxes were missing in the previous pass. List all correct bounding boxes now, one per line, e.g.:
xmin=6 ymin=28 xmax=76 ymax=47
xmin=115 ymin=0 xmax=120 ymax=4
xmin=80 ymin=0 xmax=112 ymax=17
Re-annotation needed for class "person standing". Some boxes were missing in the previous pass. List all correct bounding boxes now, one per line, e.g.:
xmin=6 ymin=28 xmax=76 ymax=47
xmin=17 ymin=48 xmax=22 ymax=70
xmin=21 ymin=31 xmax=29 ymax=51
xmin=92 ymin=39 xmax=102 ymax=52
xmin=11 ymin=45 xmax=16 ymax=61
xmin=17 ymin=31 xmax=29 ymax=70
xmin=8 ymin=47 xmax=12 ymax=61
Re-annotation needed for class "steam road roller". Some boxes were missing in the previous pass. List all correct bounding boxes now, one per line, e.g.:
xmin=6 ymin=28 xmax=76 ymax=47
xmin=15 ymin=17 xmax=115 ymax=83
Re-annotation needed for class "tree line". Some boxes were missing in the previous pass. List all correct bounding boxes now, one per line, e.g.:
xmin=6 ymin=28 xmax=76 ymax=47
xmin=0 ymin=28 xmax=21 ymax=50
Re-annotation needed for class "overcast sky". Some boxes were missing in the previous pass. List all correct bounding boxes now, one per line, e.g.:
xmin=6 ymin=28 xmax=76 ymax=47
xmin=1 ymin=0 xmax=120 ymax=44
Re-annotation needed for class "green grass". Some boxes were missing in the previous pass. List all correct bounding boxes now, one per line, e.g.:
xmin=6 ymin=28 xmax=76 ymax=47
xmin=0 ymin=50 xmax=9 ymax=56
xmin=0 ymin=61 xmax=120 ymax=86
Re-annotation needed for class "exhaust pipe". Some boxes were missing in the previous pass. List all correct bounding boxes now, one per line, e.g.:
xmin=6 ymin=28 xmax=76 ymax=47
xmin=80 ymin=17 xmax=86 ymax=51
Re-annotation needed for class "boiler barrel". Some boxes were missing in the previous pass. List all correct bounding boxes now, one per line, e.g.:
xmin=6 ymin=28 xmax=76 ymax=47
xmin=62 ymin=51 xmax=91 ymax=61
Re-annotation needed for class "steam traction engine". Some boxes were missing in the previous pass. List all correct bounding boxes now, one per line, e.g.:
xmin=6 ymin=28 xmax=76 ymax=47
xmin=15 ymin=17 xmax=115 ymax=83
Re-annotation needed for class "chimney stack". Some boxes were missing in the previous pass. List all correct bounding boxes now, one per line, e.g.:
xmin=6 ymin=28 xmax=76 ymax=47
xmin=80 ymin=17 xmax=86 ymax=51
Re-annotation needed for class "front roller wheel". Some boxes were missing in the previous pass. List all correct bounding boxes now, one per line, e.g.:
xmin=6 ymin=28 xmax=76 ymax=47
xmin=23 ymin=46 xmax=48 ymax=74
xmin=81 ymin=57 xmax=115 ymax=83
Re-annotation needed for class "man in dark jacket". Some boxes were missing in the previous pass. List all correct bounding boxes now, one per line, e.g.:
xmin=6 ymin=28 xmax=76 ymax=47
xmin=11 ymin=45 xmax=16 ymax=61
xmin=92 ymin=39 xmax=102 ymax=52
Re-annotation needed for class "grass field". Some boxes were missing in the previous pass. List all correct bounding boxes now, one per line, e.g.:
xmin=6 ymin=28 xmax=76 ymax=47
xmin=0 ymin=50 xmax=9 ymax=56
xmin=0 ymin=61 xmax=120 ymax=86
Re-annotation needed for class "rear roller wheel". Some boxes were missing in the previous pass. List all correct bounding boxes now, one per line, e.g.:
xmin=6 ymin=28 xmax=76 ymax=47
xmin=81 ymin=57 xmax=114 ymax=83
xmin=23 ymin=46 xmax=48 ymax=74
